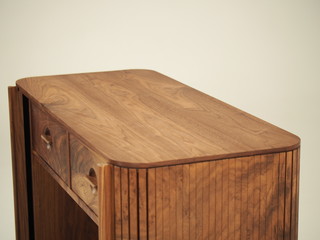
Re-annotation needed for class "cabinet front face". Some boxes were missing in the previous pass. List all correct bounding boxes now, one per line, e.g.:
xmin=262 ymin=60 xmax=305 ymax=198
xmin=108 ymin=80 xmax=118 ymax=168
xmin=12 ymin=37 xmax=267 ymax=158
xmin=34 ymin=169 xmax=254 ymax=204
xmin=102 ymin=151 xmax=300 ymax=240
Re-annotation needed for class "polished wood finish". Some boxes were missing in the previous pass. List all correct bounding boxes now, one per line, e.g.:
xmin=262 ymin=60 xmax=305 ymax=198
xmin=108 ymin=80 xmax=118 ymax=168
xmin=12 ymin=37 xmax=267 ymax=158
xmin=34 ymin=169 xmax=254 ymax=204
xmin=31 ymin=103 xmax=69 ymax=184
xmin=32 ymin=150 xmax=98 ymax=224
xmin=70 ymin=134 xmax=107 ymax=215
xmin=16 ymin=69 xmax=300 ymax=167
xmin=32 ymin=153 xmax=98 ymax=240
xmin=8 ymin=87 xmax=32 ymax=240
xmin=110 ymin=152 xmax=299 ymax=240
xmin=98 ymin=164 xmax=114 ymax=240
xmin=10 ymin=70 xmax=301 ymax=240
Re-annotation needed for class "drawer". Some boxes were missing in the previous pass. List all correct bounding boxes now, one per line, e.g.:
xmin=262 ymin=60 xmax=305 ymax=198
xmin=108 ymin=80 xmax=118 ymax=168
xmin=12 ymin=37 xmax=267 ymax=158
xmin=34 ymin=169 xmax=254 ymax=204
xmin=31 ymin=103 xmax=69 ymax=185
xmin=70 ymin=134 xmax=107 ymax=215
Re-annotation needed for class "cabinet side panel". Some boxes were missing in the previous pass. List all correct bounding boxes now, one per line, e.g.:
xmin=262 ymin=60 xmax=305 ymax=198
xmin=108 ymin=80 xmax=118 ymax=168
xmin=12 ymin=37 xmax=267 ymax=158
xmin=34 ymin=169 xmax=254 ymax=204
xmin=8 ymin=87 xmax=31 ymax=240
xmin=125 ymin=150 xmax=300 ymax=240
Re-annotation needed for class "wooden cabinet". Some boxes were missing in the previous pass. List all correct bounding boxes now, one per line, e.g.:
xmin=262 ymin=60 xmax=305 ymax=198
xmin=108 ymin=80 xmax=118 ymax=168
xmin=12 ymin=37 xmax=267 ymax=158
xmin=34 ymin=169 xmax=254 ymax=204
xmin=9 ymin=70 xmax=300 ymax=240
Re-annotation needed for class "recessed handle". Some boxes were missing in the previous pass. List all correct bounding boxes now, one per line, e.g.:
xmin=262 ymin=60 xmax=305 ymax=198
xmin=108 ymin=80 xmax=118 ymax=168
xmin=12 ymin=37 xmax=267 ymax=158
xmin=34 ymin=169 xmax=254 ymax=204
xmin=85 ymin=168 xmax=98 ymax=194
xmin=41 ymin=127 xmax=52 ymax=150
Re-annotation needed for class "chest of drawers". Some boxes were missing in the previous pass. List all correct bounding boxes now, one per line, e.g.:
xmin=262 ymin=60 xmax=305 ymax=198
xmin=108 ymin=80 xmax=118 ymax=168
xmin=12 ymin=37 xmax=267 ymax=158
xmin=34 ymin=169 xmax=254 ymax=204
xmin=9 ymin=69 xmax=300 ymax=240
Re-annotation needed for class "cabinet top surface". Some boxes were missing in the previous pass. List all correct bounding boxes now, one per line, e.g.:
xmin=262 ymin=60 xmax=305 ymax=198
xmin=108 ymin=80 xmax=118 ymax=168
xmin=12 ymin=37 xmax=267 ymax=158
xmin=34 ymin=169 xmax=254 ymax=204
xmin=17 ymin=69 xmax=300 ymax=167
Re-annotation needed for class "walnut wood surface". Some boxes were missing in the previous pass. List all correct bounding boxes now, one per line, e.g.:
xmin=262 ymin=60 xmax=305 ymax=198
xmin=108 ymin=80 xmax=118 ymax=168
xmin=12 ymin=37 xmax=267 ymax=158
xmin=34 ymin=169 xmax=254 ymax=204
xmin=8 ymin=87 xmax=31 ymax=240
xmin=31 ymin=103 xmax=69 ymax=184
xmin=98 ymin=164 xmax=114 ymax=240
xmin=32 ymin=154 xmax=98 ymax=240
xmin=33 ymin=150 xmax=98 ymax=224
xmin=16 ymin=70 xmax=300 ymax=167
xmin=109 ymin=151 xmax=299 ymax=240
xmin=70 ymin=134 xmax=108 ymax=215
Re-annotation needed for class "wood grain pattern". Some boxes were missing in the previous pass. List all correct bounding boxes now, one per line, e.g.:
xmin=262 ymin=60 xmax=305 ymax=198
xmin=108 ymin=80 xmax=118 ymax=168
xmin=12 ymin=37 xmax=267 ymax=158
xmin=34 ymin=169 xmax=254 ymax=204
xmin=33 ymin=150 xmax=98 ymax=224
xmin=155 ymin=167 xmax=163 ymax=240
xmin=10 ymin=70 xmax=301 ymax=240
xmin=107 ymin=151 xmax=299 ymax=240
xmin=114 ymin=166 xmax=122 ymax=240
xmin=138 ymin=169 xmax=148 ymax=240
xmin=182 ymin=164 xmax=190 ymax=240
xmin=98 ymin=164 xmax=114 ymax=240
xmin=147 ymin=168 xmax=156 ymax=240
xmin=70 ymin=134 xmax=108 ymax=215
xmin=8 ymin=87 xmax=31 ymax=240
xmin=32 ymin=154 xmax=98 ymax=240
xmin=121 ymin=168 xmax=129 ymax=240
xmin=284 ymin=151 xmax=293 ymax=240
xmin=129 ymin=169 xmax=138 ymax=240
xmin=31 ymin=103 xmax=69 ymax=184
xmin=17 ymin=70 xmax=300 ymax=167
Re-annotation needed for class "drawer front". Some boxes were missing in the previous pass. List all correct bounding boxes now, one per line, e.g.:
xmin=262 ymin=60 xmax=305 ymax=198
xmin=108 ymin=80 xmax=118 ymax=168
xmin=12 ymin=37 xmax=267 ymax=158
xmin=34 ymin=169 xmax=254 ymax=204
xmin=31 ymin=104 xmax=69 ymax=184
xmin=70 ymin=134 xmax=107 ymax=215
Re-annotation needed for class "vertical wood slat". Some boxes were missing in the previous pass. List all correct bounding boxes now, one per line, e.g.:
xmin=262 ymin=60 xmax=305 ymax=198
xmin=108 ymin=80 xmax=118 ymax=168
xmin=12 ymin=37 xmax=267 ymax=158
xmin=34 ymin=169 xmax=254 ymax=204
xmin=259 ymin=154 xmax=267 ymax=240
xmin=208 ymin=161 xmax=216 ymax=240
xmin=189 ymin=164 xmax=197 ymax=240
xmin=162 ymin=167 xmax=170 ymax=239
xmin=182 ymin=164 xmax=190 ymax=240
xmin=121 ymin=168 xmax=129 ymax=240
xmin=221 ymin=159 xmax=229 ymax=240
xmin=108 ymin=150 xmax=299 ymax=240
xmin=114 ymin=166 xmax=122 ymax=240
xmin=234 ymin=158 xmax=241 ymax=240
xmin=278 ymin=152 xmax=287 ymax=240
xmin=129 ymin=169 xmax=138 ymax=240
xmin=8 ymin=87 xmax=30 ymax=240
xmin=202 ymin=162 xmax=210 ymax=240
xmin=215 ymin=160 xmax=222 ymax=240
xmin=195 ymin=163 xmax=203 ymax=240
xmin=240 ymin=157 xmax=248 ymax=240
xmin=265 ymin=155 xmax=274 ymax=240
xmin=155 ymin=167 xmax=163 ymax=240
xmin=169 ymin=166 xmax=177 ymax=240
xmin=291 ymin=149 xmax=299 ymax=240
xmin=148 ymin=168 xmax=156 ymax=240
xmin=272 ymin=154 xmax=280 ymax=240
xmin=228 ymin=158 xmax=236 ymax=240
xmin=252 ymin=155 xmax=261 ymax=240
xmin=247 ymin=156 xmax=254 ymax=240
xmin=139 ymin=169 xmax=148 ymax=240
xmin=98 ymin=164 xmax=114 ymax=240
xmin=284 ymin=151 xmax=293 ymax=240
xmin=295 ymin=148 xmax=301 ymax=240
xmin=176 ymin=165 xmax=184 ymax=240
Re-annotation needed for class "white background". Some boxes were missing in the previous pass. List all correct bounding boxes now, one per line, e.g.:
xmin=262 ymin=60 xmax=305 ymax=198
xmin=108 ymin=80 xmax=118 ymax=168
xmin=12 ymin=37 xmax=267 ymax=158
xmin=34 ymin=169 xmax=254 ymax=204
xmin=1 ymin=0 xmax=319 ymax=239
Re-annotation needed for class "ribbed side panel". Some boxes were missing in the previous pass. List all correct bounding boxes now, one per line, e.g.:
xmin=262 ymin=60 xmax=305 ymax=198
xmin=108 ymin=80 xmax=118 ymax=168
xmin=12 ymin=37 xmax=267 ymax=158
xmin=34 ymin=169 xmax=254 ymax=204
xmin=112 ymin=150 xmax=299 ymax=240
